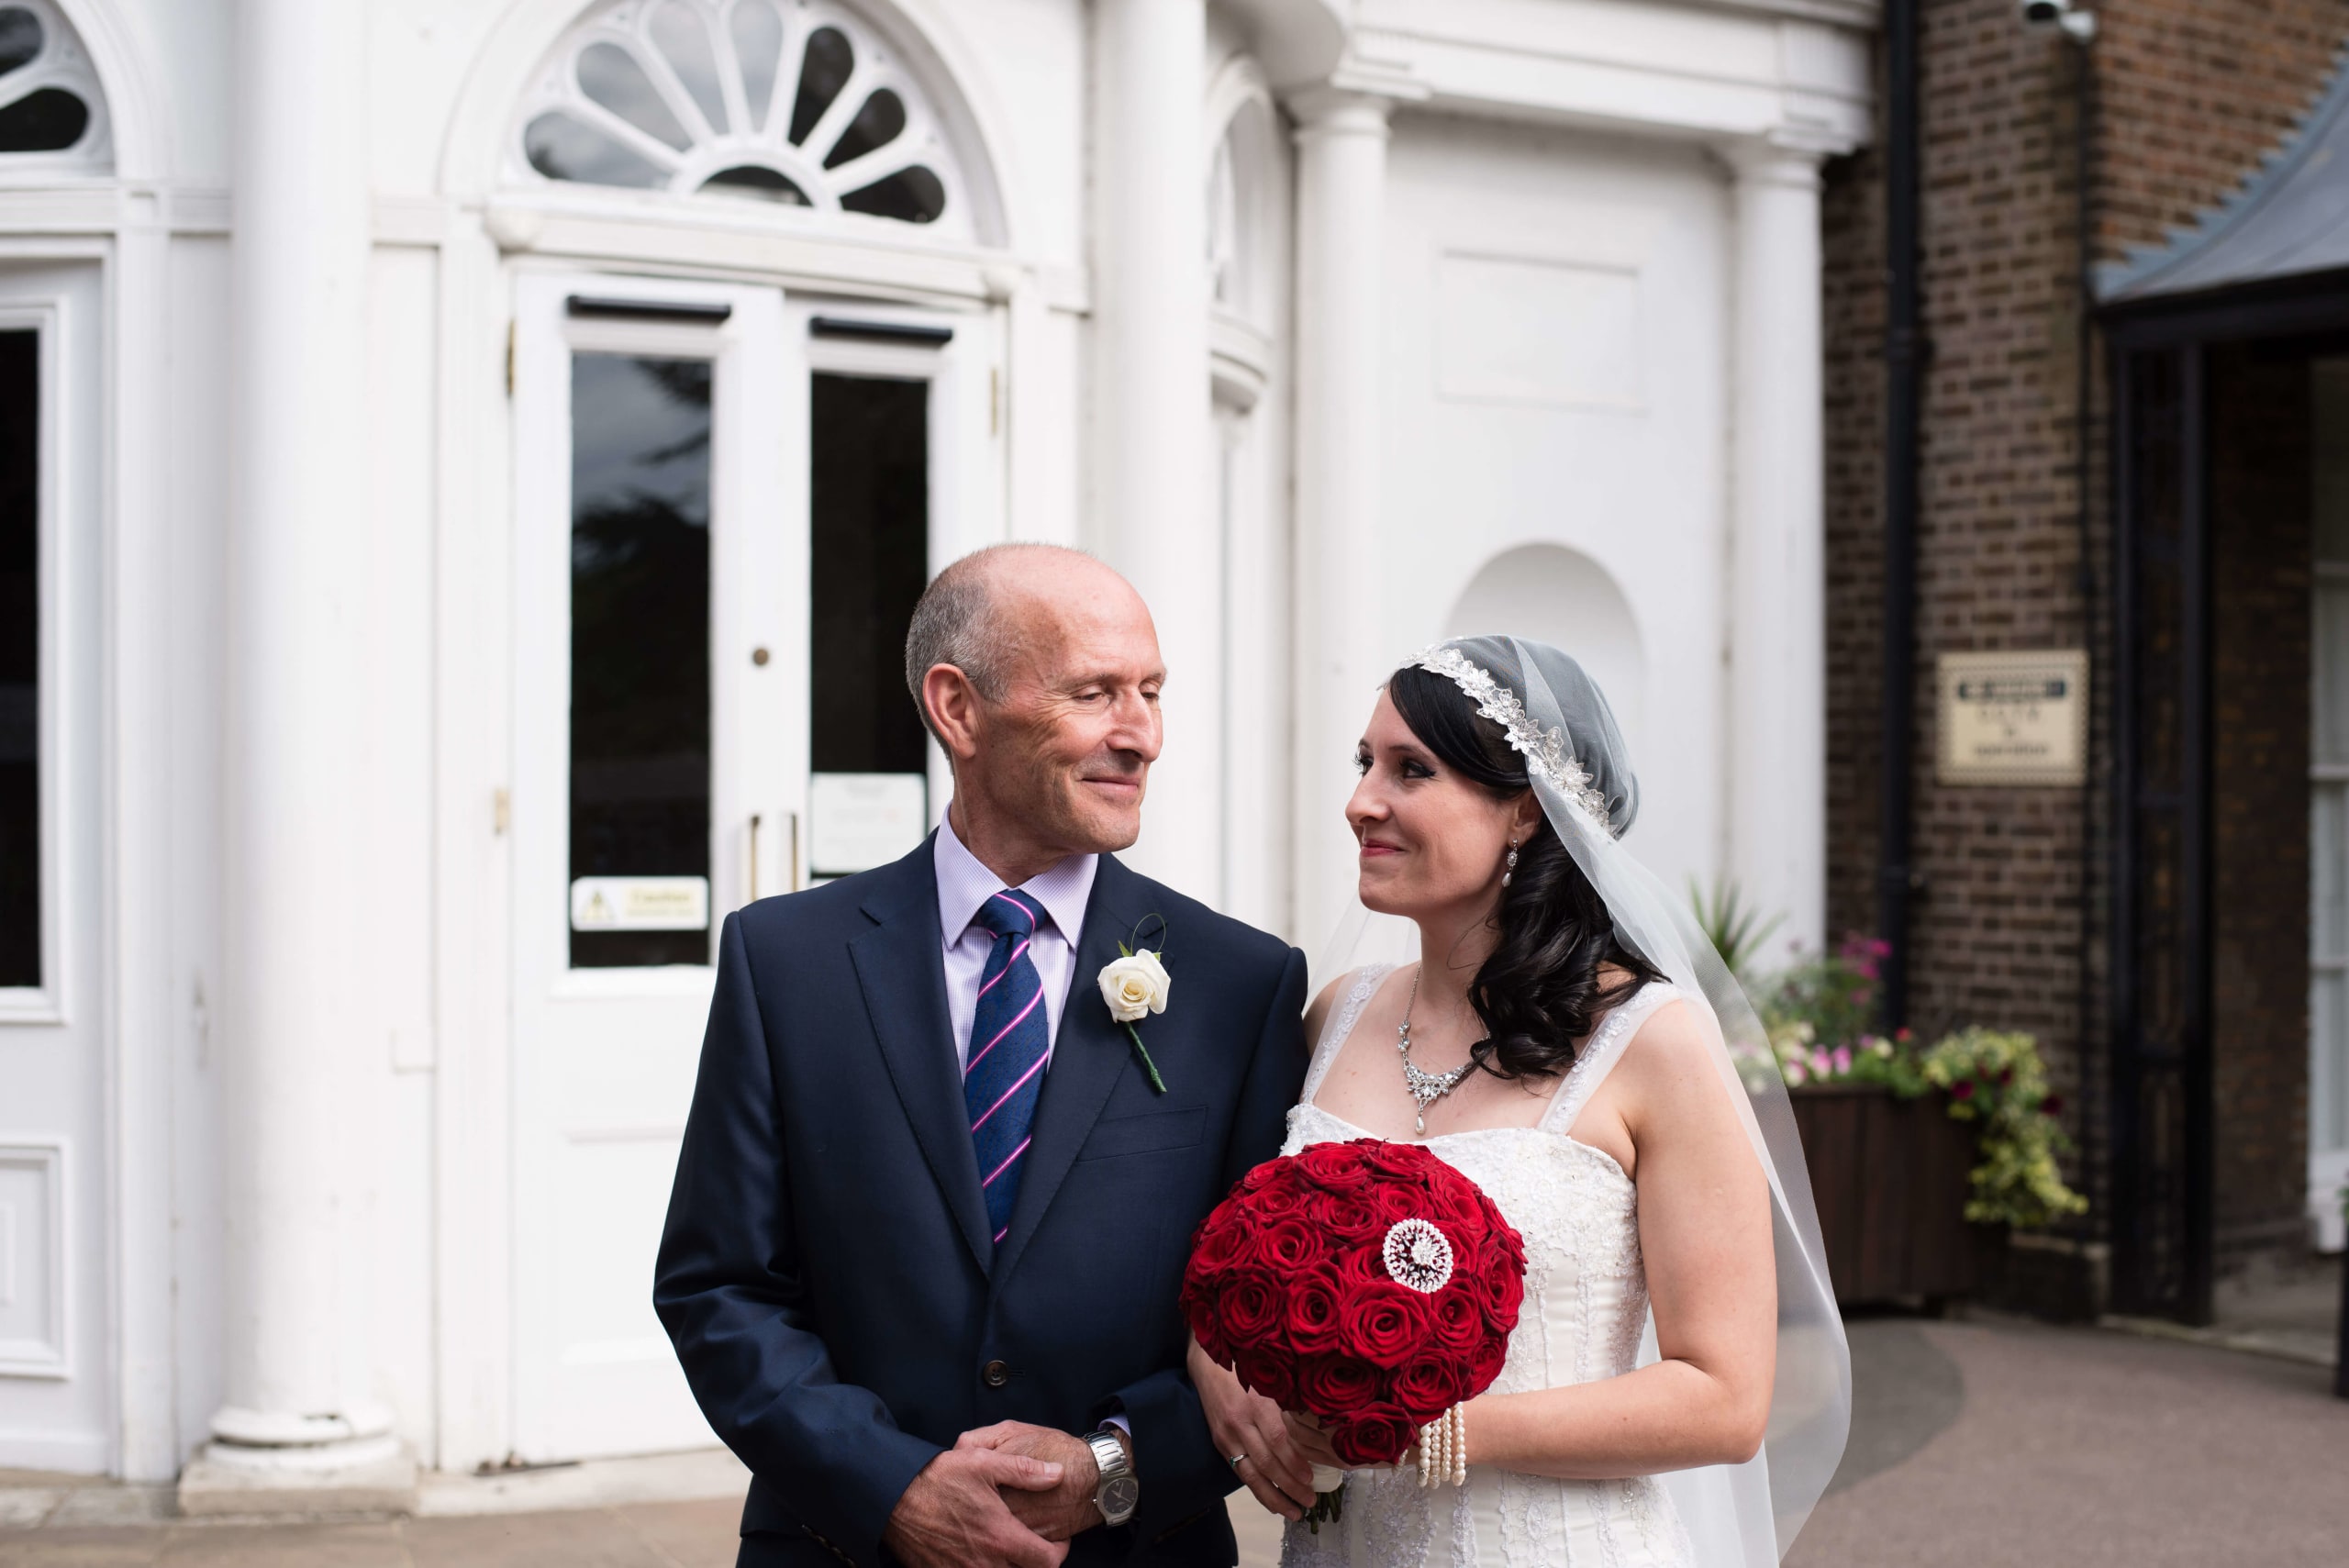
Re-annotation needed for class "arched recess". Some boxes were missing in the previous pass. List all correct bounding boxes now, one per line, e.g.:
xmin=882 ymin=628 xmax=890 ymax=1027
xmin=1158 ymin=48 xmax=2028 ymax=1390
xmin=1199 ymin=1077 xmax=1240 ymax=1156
xmin=1205 ymin=52 xmax=1284 ymax=340
xmin=442 ymin=0 xmax=1017 ymax=250
xmin=1445 ymin=543 xmax=1650 ymax=757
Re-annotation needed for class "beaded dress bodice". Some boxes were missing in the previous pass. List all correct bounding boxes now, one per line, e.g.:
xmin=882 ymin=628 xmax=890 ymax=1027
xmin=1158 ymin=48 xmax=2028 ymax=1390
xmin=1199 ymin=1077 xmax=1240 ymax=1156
xmin=1276 ymin=967 xmax=1697 ymax=1568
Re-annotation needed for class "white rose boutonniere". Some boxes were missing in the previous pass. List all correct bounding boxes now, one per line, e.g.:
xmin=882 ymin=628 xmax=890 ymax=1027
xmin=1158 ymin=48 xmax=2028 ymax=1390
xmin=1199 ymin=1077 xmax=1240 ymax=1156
xmin=1098 ymin=950 xmax=1170 ymax=1023
xmin=1097 ymin=934 xmax=1172 ymax=1094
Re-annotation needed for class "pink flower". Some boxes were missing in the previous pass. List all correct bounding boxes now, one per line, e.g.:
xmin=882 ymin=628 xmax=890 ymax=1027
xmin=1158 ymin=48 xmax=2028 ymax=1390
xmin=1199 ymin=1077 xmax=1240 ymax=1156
xmin=1783 ymin=1058 xmax=1809 ymax=1086
xmin=1832 ymin=1047 xmax=1853 ymax=1074
xmin=1810 ymin=1050 xmax=1832 ymax=1076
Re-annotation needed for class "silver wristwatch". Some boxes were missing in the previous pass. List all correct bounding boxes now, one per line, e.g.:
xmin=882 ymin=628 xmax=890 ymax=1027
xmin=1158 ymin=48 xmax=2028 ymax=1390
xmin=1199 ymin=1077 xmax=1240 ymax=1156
xmin=1086 ymin=1426 xmax=1139 ymax=1528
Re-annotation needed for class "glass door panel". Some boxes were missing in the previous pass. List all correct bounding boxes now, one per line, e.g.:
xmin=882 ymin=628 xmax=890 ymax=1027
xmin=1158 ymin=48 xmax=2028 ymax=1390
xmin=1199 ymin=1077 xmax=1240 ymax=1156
xmin=569 ymin=352 xmax=714 ymax=968
xmin=808 ymin=372 xmax=929 ymax=877
xmin=0 ymin=328 xmax=34 ymax=987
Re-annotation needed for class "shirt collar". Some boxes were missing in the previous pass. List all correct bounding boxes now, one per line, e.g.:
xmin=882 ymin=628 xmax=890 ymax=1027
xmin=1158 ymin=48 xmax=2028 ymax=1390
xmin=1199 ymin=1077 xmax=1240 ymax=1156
xmin=934 ymin=807 xmax=1100 ymax=945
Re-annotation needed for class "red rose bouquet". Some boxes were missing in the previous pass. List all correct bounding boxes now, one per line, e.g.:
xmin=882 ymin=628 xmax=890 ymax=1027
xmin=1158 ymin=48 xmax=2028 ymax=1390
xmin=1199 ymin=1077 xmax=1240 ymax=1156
xmin=1181 ymin=1139 xmax=1526 ymax=1521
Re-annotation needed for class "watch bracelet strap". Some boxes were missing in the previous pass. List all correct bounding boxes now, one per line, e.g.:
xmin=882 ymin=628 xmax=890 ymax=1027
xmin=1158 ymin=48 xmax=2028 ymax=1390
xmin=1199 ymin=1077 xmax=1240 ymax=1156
xmin=1085 ymin=1427 xmax=1131 ymax=1473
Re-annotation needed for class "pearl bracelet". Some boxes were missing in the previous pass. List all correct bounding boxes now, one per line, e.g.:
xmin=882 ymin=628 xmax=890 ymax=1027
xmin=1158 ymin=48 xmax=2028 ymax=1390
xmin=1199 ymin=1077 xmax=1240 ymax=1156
xmin=1416 ymin=1405 xmax=1468 ymax=1489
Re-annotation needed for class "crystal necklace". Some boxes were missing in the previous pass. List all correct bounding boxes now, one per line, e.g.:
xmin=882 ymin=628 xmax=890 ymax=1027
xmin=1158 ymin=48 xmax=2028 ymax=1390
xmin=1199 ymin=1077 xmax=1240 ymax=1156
xmin=1396 ymin=967 xmax=1474 ymax=1135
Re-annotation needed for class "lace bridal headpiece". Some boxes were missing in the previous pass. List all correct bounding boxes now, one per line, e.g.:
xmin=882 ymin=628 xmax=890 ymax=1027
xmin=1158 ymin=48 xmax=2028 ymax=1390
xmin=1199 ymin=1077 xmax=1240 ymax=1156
xmin=1401 ymin=642 xmax=1619 ymax=833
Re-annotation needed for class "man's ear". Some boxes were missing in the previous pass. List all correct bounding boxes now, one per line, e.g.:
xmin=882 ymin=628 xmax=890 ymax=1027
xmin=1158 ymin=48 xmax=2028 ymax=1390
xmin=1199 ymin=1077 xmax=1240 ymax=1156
xmin=921 ymin=663 xmax=985 ymax=762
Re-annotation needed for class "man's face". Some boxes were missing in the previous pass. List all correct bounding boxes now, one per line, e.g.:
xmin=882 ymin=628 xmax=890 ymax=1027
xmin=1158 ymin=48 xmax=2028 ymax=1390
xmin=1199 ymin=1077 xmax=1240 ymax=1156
xmin=965 ymin=578 xmax=1165 ymax=856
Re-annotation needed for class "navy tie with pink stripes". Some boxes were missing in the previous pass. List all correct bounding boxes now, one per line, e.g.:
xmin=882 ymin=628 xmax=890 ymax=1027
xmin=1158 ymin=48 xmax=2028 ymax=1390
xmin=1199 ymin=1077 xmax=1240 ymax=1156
xmin=964 ymin=889 xmax=1051 ymax=1250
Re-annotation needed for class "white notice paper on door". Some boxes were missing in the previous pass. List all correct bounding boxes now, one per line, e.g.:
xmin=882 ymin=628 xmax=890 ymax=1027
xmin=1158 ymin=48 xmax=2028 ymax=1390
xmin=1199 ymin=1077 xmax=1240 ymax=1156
xmin=811 ymin=773 xmax=929 ymax=876
xmin=570 ymin=876 xmax=711 ymax=931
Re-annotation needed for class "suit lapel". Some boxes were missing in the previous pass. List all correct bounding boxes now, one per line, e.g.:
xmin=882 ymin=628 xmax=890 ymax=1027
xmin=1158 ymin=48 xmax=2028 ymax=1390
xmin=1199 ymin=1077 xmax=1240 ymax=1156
xmin=848 ymin=838 xmax=992 ymax=1273
xmin=991 ymin=853 xmax=1145 ymax=1286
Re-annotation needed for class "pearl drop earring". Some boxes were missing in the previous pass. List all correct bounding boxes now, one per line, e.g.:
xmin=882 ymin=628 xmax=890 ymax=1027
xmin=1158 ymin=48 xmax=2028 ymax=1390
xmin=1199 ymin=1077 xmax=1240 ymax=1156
xmin=1502 ymin=838 xmax=1520 ymax=887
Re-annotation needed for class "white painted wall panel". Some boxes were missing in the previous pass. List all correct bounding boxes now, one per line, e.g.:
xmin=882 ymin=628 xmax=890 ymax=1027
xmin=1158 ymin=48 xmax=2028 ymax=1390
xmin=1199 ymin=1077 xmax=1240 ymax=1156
xmin=1381 ymin=114 xmax=1728 ymax=898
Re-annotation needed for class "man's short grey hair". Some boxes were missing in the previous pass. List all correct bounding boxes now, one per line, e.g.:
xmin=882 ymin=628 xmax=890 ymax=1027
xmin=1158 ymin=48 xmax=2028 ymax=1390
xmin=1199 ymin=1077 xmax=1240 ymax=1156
xmin=904 ymin=542 xmax=1094 ymax=740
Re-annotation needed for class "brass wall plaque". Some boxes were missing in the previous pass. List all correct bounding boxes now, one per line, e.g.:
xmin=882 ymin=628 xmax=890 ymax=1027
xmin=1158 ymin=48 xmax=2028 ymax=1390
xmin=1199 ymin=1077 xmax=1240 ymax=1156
xmin=1936 ymin=650 xmax=2088 ymax=786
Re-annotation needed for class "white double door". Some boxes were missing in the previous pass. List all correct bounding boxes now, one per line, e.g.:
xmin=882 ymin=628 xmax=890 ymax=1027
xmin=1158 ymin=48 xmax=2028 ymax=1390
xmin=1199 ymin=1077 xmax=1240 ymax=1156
xmin=509 ymin=272 xmax=990 ymax=1459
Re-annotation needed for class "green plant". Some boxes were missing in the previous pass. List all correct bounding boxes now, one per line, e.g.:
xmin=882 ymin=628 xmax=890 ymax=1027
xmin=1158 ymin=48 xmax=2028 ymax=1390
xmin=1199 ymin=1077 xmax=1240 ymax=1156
xmin=1690 ymin=877 xmax=1785 ymax=984
xmin=1919 ymin=1029 xmax=2088 ymax=1229
xmin=1752 ymin=935 xmax=2089 ymax=1232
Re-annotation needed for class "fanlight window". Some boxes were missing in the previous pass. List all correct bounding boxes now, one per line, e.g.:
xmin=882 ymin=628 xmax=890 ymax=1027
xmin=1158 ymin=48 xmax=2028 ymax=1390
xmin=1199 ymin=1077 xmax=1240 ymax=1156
xmin=518 ymin=0 xmax=968 ymax=236
xmin=0 ymin=0 xmax=108 ymax=168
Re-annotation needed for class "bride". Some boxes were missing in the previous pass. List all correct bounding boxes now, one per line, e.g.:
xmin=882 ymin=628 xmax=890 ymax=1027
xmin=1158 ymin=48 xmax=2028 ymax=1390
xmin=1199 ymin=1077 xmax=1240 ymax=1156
xmin=1192 ymin=637 xmax=1849 ymax=1566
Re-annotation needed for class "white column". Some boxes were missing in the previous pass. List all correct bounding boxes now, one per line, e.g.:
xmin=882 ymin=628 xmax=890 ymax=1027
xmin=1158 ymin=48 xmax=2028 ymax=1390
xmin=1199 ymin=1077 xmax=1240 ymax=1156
xmin=1091 ymin=0 xmax=1216 ymax=897
xmin=1288 ymin=84 xmax=1408 ymax=954
xmin=187 ymin=0 xmax=404 ymax=1508
xmin=1726 ymin=140 xmax=1829 ymax=951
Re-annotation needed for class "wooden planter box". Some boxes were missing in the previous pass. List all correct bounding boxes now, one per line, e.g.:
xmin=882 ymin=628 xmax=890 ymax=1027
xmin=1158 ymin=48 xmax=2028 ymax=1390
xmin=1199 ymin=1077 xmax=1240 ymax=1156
xmin=1788 ymin=1084 xmax=1996 ymax=1308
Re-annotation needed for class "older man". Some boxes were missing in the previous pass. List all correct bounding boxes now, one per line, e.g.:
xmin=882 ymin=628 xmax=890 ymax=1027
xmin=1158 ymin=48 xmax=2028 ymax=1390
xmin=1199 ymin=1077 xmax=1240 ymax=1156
xmin=656 ymin=545 xmax=1309 ymax=1568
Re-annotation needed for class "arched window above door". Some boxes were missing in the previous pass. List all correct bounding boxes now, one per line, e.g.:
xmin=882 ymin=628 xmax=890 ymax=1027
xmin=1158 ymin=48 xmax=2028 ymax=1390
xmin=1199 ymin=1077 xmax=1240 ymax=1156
xmin=0 ymin=0 xmax=109 ymax=172
xmin=515 ymin=0 xmax=974 ymax=238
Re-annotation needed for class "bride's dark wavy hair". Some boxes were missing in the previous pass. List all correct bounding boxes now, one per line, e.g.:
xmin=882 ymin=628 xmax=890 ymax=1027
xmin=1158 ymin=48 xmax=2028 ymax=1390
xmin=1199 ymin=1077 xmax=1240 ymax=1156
xmin=1388 ymin=664 xmax=1663 ymax=1081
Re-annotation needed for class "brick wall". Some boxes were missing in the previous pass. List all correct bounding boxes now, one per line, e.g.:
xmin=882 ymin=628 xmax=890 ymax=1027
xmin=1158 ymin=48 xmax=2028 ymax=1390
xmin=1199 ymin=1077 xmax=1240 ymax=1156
xmin=2094 ymin=3 xmax=2347 ymax=264
xmin=1820 ymin=0 xmax=2349 ymax=1297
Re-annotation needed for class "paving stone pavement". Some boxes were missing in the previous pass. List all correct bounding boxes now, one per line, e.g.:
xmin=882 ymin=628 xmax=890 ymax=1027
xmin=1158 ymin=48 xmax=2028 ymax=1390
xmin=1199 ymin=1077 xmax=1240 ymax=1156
xmin=6 ymin=1314 xmax=2344 ymax=1567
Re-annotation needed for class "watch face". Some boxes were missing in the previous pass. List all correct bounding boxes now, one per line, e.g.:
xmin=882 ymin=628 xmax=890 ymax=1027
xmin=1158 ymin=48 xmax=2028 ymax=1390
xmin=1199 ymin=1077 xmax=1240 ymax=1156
xmin=1102 ymin=1474 xmax=1140 ymax=1522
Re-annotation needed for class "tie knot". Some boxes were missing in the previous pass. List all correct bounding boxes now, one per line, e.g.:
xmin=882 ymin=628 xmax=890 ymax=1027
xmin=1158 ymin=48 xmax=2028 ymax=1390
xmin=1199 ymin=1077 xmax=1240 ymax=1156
xmin=972 ymin=889 xmax=1043 ymax=940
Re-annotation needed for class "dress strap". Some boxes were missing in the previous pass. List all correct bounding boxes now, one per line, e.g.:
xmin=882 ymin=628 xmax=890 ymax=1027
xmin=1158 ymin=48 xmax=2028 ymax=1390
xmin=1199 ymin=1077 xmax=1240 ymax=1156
xmin=1539 ymin=981 xmax=1683 ymax=1138
xmin=1300 ymin=962 xmax=1395 ymax=1108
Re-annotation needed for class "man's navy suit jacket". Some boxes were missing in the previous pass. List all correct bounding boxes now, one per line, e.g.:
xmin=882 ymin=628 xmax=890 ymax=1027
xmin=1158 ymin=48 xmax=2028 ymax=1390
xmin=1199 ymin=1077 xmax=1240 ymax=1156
xmin=654 ymin=835 xmax=1309 ymax=1568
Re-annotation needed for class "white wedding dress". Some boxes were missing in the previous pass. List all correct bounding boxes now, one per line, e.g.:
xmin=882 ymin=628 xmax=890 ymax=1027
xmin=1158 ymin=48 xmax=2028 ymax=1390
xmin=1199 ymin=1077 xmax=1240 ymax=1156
xmin=1277 ymin=964 xmax=1698 ymax=1568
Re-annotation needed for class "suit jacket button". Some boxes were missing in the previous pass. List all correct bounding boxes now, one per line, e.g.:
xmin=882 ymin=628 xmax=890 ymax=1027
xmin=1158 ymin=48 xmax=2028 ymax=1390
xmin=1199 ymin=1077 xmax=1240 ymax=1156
xmin=982 ymin=1360 xmax=1010 ymax=1389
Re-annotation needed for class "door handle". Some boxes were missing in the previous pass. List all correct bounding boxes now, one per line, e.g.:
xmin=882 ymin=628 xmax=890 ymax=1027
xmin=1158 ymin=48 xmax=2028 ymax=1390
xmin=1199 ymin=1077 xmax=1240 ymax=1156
xmin=786 ymin=810 xmax=801 ymax=893
xmin=748 ymin=814 xmax=761 ymax=903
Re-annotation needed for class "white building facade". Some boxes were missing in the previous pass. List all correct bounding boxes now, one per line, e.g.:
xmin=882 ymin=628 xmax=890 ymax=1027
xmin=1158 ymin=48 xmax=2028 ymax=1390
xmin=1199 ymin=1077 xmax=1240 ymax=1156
xmin=0 ymin=0 xmax=1869 ymax=1495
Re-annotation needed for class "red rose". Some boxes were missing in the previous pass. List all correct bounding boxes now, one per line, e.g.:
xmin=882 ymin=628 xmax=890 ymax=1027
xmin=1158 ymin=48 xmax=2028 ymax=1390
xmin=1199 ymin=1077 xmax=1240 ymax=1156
xmin=1307 ymin=1187 xmax=1382 ymax=1243
xmin=1357 ymin=1140 xmax=1424 ymax=1180
xmin=1188 ymin=1213 xmax=1252 ymax=1275
xmin=1418 ymin=1180 xmax=1475 ymax=1229
xmin=1335 ymin=1242 xmax=1389 ymax=1293
xmin=1297 ymin=1143 xmax=1373 ymax=1192
xmin=1429 ymin=1288 xmax=1485 ymax=1355
xmin=1339 ymin=1282 xmax=1433 ymax=1368
xmin=1250 ymin=1172 xmax=1311 ymax=1218
xmin=1329 ymin=1404 xmax=1419 ymax=1468
xmin=1369 ymin=1182 xmax=1425 ymax=1227
xmin=1284 ymin=1273 xmax=1345 ymax=1355
xmin=1464 ymin=1336 xmax=1508 ymax=1394
xmin=1296 ymin=1352 xmax=1381 ymax=1418
xmin=1236 ymin=1160 xmax=1279 ymax=1193
xmin=1475 ymin=1247 xmax=1525 ymax=1330
xmin=1233 ymin=1346 xmax=1298 ymax=1408
xmin=1258 ymin=1217 xmax=1319 ymax=1273
xmin=1390 ymin=1356 xmax=1470 ymax=1421
xmin=1219 ymin=1271 xmax=1284 ymax=1346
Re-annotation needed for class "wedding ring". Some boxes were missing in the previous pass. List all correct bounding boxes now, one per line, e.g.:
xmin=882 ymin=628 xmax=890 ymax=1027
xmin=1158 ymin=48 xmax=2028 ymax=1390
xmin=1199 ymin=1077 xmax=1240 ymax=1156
xmin=1228 ymin=1451 xmax=1249 ymax=1471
